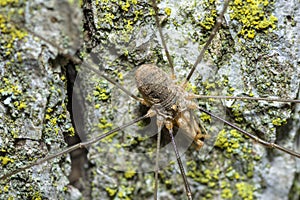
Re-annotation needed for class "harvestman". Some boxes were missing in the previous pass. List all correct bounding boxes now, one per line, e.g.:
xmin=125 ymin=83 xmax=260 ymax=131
xmin=1 ymin=0 xmax=300 ymax=199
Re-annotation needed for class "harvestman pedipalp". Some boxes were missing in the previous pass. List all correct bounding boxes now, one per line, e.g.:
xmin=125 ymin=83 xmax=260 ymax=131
xmin=1 ymin=0 xmax=298 ymax=199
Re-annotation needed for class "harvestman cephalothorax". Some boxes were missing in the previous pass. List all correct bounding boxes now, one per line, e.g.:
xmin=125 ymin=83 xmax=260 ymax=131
xmin=1 ymin=0 xmax=300 ymax=199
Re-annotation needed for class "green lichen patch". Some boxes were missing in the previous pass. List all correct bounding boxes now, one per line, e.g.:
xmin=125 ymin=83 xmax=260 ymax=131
xmin=105 ymin=187 xmax=118 ymax=197
xmin=0 ymin=65 xmax=74 ymax=199
xmin=4 ymin=0 xmax=293 ymax=199
xmin=214 ymin=128 xmax=250 ymax=156
xmin=230 ymin=104 xmax=244 ymax=123
xmin=0 ymin=10 xmax=27 ymax=61
xmin=235 ymin=182 xmax=254 ymax=200
xmin=271 ymin=117 xmax=287 ymax=126
xmin=124 ymin=169 xmax=136 ymax=179
xmin=88 ymin=0 xmax=151 ymax=45
xmin=0 ymin=156 xmax=14 ymax=166
xmin=41 ymin=66 xmax=75 ymax=140
xmin=93 ymin=80 xmax=111 ymax=101
xmin=85 ymin=0 xmax=298 ymax=199
xmin=0 ymin=0 xmax=20 ymax=7
xmin=0 ymin=3 xmax=76 ymax=196
xmin=198 ymin=0 xmax=217 ymax=31
xmin=221 ymin=188 xmax=233 ymax=199
xmin=229 ymin=0 xmax=278 ymax=39
xmin=187 ymin=160 xmax=221 ymax=185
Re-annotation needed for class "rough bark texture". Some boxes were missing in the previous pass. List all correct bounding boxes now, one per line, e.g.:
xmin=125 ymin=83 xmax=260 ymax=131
xmin=0 ymin=0 xmax=299 ymax=200
xmin=0 ymin=0 xmax=82 ymax=199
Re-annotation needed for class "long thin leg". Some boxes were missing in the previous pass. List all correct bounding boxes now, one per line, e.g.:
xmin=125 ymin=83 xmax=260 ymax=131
xmin=184 ymin=0 xmax=230 ymax=85
xmin=166 ymin=123 xmax=192 ymax=200
xmin=7 ymin=18 xmax=144 ymax=104
xmin=151 ymin=0 xmax=175 ymax=78
xmin=190 ymin=94 xmax=300 ymax=103
xmin=0 ymin=114 xmax=151 ymax=181
xmin=7 ymin=18 xmax=82 ymax=64
xmin=197 ymin=106 xmax=300 ymax=158
xmin=83 ymin=58 xmax=145 ymax=103
xmin=154 ymin=121 xmax=163 ymax=200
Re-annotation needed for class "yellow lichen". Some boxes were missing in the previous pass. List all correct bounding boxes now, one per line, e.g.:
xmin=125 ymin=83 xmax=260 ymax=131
xmin=199 ymin=1 xmax=217 ymax=31
xmin=230 ymin=0 xmax=278 ymax=39
xmin=68 ymin=127 xmax=75 ymax=136
xmin=272 ymin=117 xmax=286 ymax=126
xmin=185 ymin=82 xmax=198 ymax=94
xmin=230 ymin=104 xmax=244 ymax=122
xmin=121 ymin=0 xmax=130 ymax=11
xmin=0 ymin=14 xmax=28 ymax=59
xmin=214 ymin=128 xmax=245 ymax=155
xmin=164 ymin=7 xmax=171 ymax=16
xmin=124 ymin=169 xmax=136 ymax=179
xmin=32 ymin=192 xmax=42 ymax=200
xmin=0 ymin=156 xmax=14 ymax=166
xmin=200 ymin=113 xmax=211 ymax=122
xmin=221 ymin=188 xmax=233 ymax=199
xmin=93 ymin=81 xmax=111 ymax=101
xmin=106 ymin=187 xmax=117 ymax=197
xmin=14 ymin=101 xmax=27 ymax=110
xmin=235 ymin=182 xmax=254 ymax=200
xmin=3 ymin=185 xmax=9 ymax=192
xmin=50 ymin=118 xmax=57 ymax=126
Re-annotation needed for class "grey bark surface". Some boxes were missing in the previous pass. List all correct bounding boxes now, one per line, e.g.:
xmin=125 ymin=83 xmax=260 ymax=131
xmin=0 ymin=0 xmax=82 ymax=199
xmin=0 ymin=0 xmax=299 ymax=200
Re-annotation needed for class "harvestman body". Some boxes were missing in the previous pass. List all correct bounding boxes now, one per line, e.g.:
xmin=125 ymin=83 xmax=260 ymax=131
xmin=135 ymin=63 xmax=209 ymax=199
xmin=135 ymin=64 xmax=207 ymax=148
xmin=1 ymin=0 xmax=300 ymax=199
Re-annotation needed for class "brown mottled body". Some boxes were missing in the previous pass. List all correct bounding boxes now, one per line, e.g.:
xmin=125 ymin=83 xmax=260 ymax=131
xmin=135 ymin=64 xmax=206 ymax=147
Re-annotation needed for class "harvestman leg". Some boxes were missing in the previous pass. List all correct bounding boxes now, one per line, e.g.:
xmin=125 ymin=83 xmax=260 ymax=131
xmin=154 ymin=116 xmax=163 ymax=200
xmin=150 ymin=0 xmax=230 ymax=199
xmin=151 ymin=0 xmax=175 ymax=78
xmin=2 ymin=0 xmax=299 ymax=198
xmin=166 ymin=122 xmax=193 ymax=200
xmin=0 ymin=113 xmax=152 ymax=180
xmin=184 ymin=0 xmax=230 ymax=85
xmin=198 ymin=107 xmax=300 ymax=158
